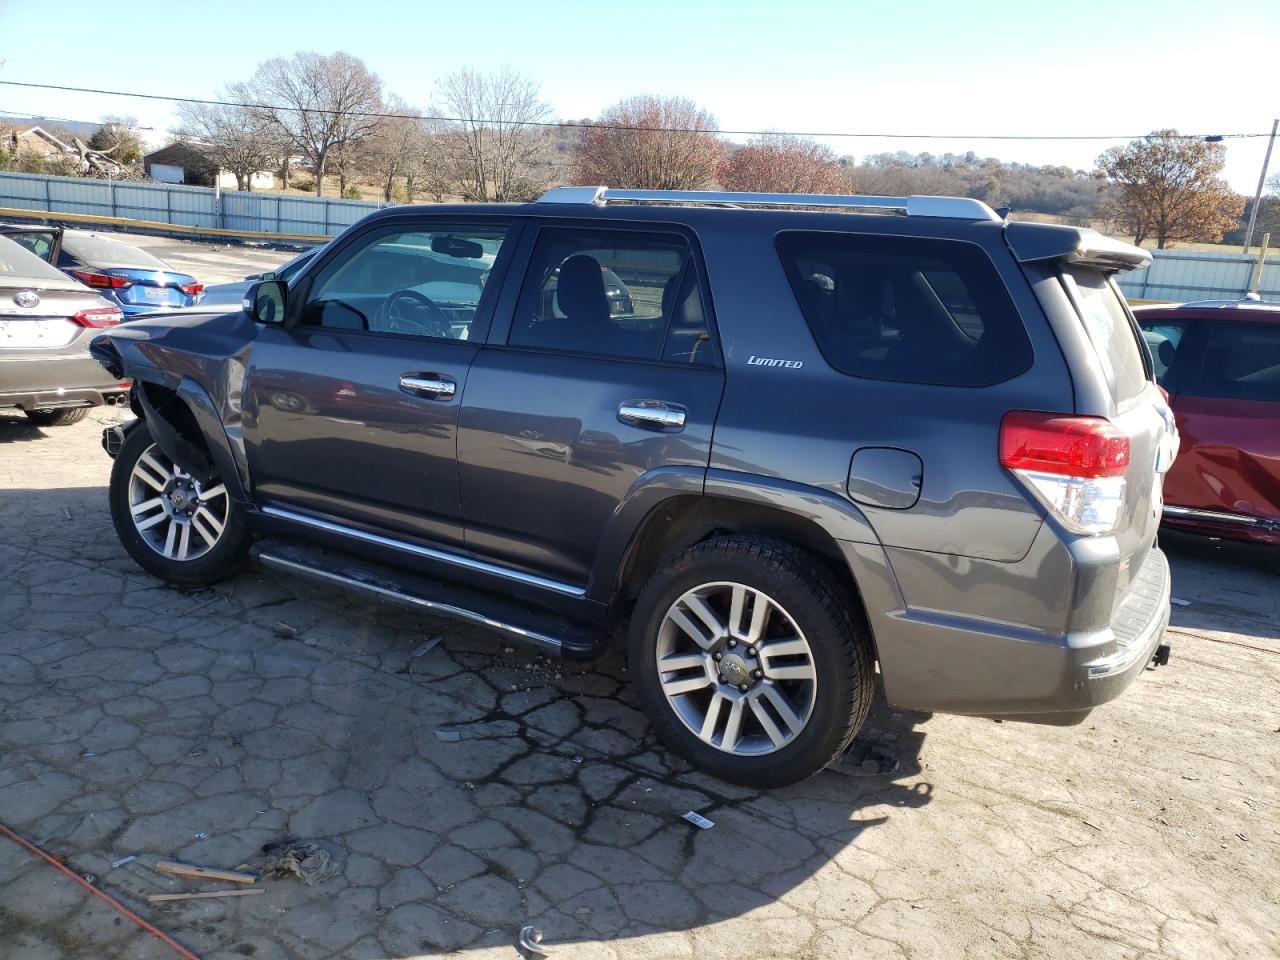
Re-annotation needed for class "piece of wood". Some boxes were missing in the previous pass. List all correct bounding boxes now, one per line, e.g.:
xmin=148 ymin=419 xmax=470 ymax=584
xmin=154 ymin=860 xmax=258 ymax=884
xmin=147 ymin=889 xmax=265 ymax=903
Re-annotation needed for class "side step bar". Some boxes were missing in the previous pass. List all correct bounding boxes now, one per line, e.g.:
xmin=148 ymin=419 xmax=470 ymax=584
xmin=252 ymin=540 xmax=609 ymax=660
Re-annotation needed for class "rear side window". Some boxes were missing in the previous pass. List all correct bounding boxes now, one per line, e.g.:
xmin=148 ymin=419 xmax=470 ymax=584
xmin=509 ymin=228 xmax=715 ymax=364
xmin=775 ymin=232 xmax=1032 ymax=386
xmin=1137 ymin=320 xmax=1188 ymax=389
xmin=1062 ymin=268 xmax=1149 ymax=401
xmin=1184 ymin=322 xmax=1280 ymax=402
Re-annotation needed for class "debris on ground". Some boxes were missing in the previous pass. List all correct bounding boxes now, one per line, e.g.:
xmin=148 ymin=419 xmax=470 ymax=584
xmin=239 ymin=839 xmax=340 ymax=886
xmin=517 ymin=924 xmax=552 ymax=958
xmin=411 ymin=636 xmax=443 ymax=658
xmin=682 ymin=811 xmax=715 ymax=830
xmin=155 ymin=860 xmax=258 ymax=884
xmin=1170 ymin=597 xmax=1192 ymax=607
xmin=272 ymin=621 xmax=300 ymax=638
xmin=149 ymin=889 xmax=265 ymax=903
xmin=111 ymin=855 xmax=138 ymax=868
xmin=434 ymin=728 xmax=463 ymax=743
xmin=827 ymin=745 xmax=900 ymax=777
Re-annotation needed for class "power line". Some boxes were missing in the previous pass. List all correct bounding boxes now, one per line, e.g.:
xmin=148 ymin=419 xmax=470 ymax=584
xmin=0 ymin=79 xmax=1270 ymax=142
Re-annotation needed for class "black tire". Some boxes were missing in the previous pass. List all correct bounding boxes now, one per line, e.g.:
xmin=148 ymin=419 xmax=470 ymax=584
xmin=629 ymin=536 xmax=875 ymax=788
xmin=25 ymin=407 xmax=89 ymax=426
xmin=108 ymin=423 xmax=251 ymax=585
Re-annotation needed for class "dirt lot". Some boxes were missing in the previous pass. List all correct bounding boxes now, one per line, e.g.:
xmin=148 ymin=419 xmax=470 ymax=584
xmin=0 ymin=407 xmax=1277 ymax=960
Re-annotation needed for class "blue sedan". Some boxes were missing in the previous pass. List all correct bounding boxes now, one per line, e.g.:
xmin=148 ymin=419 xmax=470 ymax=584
xmin=58 ymin=231 xmax=204 ymax=317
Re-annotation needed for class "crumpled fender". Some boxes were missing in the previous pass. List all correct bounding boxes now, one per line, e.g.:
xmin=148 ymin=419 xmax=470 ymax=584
xmin=90 ymin=309 xmax=258 ymax=503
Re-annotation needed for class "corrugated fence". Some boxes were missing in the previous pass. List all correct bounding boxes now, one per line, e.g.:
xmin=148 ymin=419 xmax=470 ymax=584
xmin=2 ymin=171 xmax=1276 ymax=302
xmin=0 ymin=171 xmax=385 ymax=237
xmin=1112 ymin=248 xmax=1275 ymax=303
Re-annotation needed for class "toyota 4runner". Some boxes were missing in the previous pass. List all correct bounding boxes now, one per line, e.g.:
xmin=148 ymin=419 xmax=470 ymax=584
xmin=91 ymin=186 xmax=1178 ymax=787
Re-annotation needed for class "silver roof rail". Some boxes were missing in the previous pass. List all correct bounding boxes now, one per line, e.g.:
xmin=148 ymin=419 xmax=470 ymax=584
xmin=535 ymin=186 xmax=1002 ymax=221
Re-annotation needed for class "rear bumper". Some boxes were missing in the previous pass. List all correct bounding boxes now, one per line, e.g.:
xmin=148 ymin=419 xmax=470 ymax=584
xmin=866 ymin=543 xmax=1171 ymax=723
xmin=0 ymin=354 xmax=129 ymax=410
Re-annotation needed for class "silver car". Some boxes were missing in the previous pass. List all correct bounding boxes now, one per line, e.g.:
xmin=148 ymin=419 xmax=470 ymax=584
xmin=0 ymin=234 xmax=129 ymax=426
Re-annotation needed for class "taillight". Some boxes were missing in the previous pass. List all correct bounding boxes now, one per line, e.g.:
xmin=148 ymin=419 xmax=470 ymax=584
xmin=1000 ymin=410 xmax=1129 ymax=535
xmin=71 ymin=270 xmax=132 ymax=290
xmin=72 ymin=307 xmax=124 ymax=328
xmin=180 ymin=283 xmax=204 ymax=296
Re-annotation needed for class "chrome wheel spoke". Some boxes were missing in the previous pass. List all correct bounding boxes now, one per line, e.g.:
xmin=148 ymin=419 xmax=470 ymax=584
xmin=721 ymin=697 xmax=745 ymax=752
xmin=135 ymin=510 xmax=168 ymax=532
xmin=761 ymin=684 xmax=807 ymax=735
xmin=175 ymin=523 xmax=192 ymax=561
xmin=684 ymin=594 xmax=726 ymax=641
xmin=161 ymin=521 xmax=178 ymax=558
xmin=659 ymin=652 xmax=707 ymax=673
xmin=194 ymin=506 xmax=224 ymax=537
xmin=749 ymin=694 xmax=788 ymax=748
xmin=661 ymin=670 xmax=712 ymax=697
xmin=191 ymin=514 xmax=219 ymax=546
xmin=668 ymin=607 xmax=715 ymax=650
xmin=700 ymin=691 xmax=728 ymax=740
xmin=135 ymin=453 xmax=169 ymax=491
xmin=199 ymin=483 xmax=226 ymax=502
xmin=760 ymin=636 xmax=808 ymax=658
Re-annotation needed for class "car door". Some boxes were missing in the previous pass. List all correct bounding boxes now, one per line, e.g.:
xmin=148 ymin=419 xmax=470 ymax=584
xmin=1159 ymin=317 xmax=1280 ymax=520
xmin=457 ymin=222 xmax=725 ymax=590
xmin=243 ymin=216 xmax=516 ymax=548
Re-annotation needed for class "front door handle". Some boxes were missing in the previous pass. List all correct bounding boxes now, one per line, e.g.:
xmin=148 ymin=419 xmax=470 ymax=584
xmin=400 ymin=374 xmax=456 ymax=400
xmin=618 ymin=400 xmax=687 ymax=431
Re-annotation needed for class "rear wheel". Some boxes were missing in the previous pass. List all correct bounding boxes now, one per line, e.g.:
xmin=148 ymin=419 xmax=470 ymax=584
xmin=629 ymin=536 xmax=875 ymax=787
xmin=25 ymin=407 xmax=89 ymax=427
xmin=108 ymin=424 xmax=250 ymax=585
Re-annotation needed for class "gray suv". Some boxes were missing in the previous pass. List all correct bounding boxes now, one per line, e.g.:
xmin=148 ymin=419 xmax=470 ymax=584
xmin=91 ymin=187 xmax=1177 ymax=787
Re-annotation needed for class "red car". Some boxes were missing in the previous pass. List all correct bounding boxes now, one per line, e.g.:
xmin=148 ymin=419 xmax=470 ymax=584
xmin=1133 ymin=298 xmax=1280 ymax=545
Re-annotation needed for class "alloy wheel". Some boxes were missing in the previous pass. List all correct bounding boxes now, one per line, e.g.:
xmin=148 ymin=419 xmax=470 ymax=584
xmin=655 ymin=581 xmax=818 ymax=756
xmin=127 ymin=444 xmax=229 ymax=561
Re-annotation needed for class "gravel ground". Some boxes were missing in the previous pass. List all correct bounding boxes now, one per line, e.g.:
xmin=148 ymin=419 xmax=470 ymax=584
xmin=0 ymin=407 xmax=1276 ymax=960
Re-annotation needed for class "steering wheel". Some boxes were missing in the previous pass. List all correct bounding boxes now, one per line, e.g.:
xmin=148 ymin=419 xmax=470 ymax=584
xmin=377 ymin=289 xmax=451 ymax=338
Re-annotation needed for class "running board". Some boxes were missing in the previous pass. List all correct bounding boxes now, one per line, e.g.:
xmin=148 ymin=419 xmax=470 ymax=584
xmin=251 ymin=540 xmax=609 ymax=660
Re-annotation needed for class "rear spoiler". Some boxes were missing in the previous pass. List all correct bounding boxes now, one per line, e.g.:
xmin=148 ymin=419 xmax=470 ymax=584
xmin=1004 ymin=221 xmax=1152 ymax=272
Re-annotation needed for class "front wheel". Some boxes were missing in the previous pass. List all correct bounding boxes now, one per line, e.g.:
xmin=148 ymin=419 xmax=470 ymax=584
xmin=629 ymin=536 xmax=875 ymax=788
xmin=108 ymin=424 xmax=250 ymax=585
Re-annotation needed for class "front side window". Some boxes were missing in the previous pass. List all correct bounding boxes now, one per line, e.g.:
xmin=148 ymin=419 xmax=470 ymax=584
xmin=775 ymin=232 xmax=1032 ymax=387
xmin=1184 ymin=322 xmax=1280 ymax=402
xmin=508 ymin=228 xmax=715 ymax=364
xmin=300 ymin=225 xmax=507 ymax=340
xmin=1137 ymin=320 xmax=1188 ymax=389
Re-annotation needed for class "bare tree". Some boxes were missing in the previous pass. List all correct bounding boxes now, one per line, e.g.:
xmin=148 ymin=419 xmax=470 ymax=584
xmin=719 ymin=134 xmax=851 ymax=194
xmin=574 ymin=95 xmax=723 ymax=190
xmin=365 ymin=98 xmax=430 ymax=202
xmin=1095 ymin=130 xmax=1244 ymax=248
xmin=248 ymin=51 xmax=383 ymax=196
xmin=436 ymin=68 xmax=555 ymax=202
xmin=177 ymin=96 xmax=280 ymax=191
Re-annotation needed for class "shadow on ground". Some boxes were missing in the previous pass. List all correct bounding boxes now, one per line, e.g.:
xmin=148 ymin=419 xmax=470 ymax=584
xmin=0 ymin=483 xmax=934 ymax=958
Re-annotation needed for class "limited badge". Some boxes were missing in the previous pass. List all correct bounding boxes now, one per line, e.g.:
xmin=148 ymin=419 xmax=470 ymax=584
xmin=13 ymin=290 xmax=39 ymax=309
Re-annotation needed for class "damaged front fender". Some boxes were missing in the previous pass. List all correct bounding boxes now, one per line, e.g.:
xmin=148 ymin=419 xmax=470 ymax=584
xmin=90 ymin=309 xmax=259 ymax=504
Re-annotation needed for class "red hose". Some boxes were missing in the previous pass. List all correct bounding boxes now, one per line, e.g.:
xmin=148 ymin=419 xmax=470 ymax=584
xmin=0 ymin=820 xmax=201 ymax=960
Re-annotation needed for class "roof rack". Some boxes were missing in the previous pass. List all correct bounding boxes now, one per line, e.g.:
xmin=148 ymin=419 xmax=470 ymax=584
xmin=536 ymin=186 xmax=1002 ymax=221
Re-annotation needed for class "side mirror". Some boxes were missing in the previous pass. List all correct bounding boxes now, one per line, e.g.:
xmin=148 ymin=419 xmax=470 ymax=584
xmin=245 ymin=280 xmax=287 ymax=325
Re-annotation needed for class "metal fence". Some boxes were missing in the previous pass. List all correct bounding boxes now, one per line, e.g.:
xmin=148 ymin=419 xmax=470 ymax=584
xmin=0 ymin=171 xmax=386 ymax=237
xmin=1117 ymin=248 xmax=1278 ymax=302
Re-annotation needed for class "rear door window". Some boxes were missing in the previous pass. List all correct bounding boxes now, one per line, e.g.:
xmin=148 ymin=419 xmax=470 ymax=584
xmin=1062 ymin=268 xmax=1149 ymax=401
xmin=1183 ymin=322 xmax=1280 ymax=402
xmin=1137 ymin=320 xmax=1188 ymax=389
xmin=775 ymin=232 xmax=1032 ymax=386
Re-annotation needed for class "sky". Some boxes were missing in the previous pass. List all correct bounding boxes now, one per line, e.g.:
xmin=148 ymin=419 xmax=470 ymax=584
xmin=1 ymin=0 xmax=1277 ymax=193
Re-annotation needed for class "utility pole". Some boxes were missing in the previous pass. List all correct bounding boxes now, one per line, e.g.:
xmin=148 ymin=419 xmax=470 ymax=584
xmin=1241 ymin=118 xmax=1278 ymax=254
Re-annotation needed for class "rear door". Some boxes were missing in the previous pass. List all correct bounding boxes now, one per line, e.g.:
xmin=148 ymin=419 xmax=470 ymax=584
xmin=457 ymin=221 xmax=724 ymax=590
xmin=1158 ymin=317 xmax=1280 ymax=522
xmin=243 ymin=217 xmax=515 ymax=548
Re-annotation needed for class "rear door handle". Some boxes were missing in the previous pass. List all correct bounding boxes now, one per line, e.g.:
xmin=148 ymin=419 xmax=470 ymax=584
xmin=618 ymin=400 xmax=687 ymax=431
xmin=400 ymin=374 xmax=456 ymax=400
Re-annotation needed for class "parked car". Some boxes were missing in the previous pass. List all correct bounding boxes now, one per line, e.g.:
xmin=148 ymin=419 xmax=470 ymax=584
xmin=197 ymin=247 xmax=320 ymax=309
xmin=58 ymin=231 xmax=204 ymax=317
xmin=91 ymin=187 xmax=1177 ymax=787
xmin=1133 ymin=297 xmax=1280 ymax=544
xmin=0 ymin=233 xmax=128 ymax=425
xmin=0 ymin=222 xmax=63 ymax=264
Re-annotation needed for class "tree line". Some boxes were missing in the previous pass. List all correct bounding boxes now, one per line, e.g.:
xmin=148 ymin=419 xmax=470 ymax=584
xmin=2 ymin=49 xmax=1262 ymax=249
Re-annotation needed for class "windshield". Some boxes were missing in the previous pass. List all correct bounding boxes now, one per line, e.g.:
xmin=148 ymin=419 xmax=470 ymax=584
xmin=1062 ymin=267 xmax=1149 ymax=402
xmin=0 ymin=234 xmax=75 ymax=283
xmin=63 ymin=233 xmax=169 ymax=269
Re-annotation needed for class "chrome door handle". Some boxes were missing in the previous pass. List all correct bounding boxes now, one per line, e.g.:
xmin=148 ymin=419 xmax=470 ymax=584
xmin=618 ymin=400 xmax=687 ymax=431
xmin=400 ymin=374 xmax=456 ymax=399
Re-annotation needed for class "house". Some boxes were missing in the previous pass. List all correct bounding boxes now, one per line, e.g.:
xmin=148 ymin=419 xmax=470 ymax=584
xmin=1 ymin=124 xmax=76 ymax=161
xmin=143 ymin=142 xmax=276 ymax=190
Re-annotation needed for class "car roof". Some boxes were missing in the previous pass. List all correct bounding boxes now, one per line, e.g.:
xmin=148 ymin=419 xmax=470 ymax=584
xmin=1132 ymin=299 xmax=1280 ymax=323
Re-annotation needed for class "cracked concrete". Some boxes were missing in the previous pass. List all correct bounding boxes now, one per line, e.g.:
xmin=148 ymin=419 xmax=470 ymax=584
xmin=1 ymin=406 xmax=1277 ymax=960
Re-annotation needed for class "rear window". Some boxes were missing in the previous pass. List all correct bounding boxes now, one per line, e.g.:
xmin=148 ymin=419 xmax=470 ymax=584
xmin=0 ymin=234 xmax=72 ymax=282
xmin=1185 ymin=322 xmax=1280 ymax=402
xmin=775 ymin=232 xmax=1032 ymax=386
xmin=62 ymin=234 xmax=167 ymax=269
xmin=1062 ymin=268 xmax=1149 ymax=401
